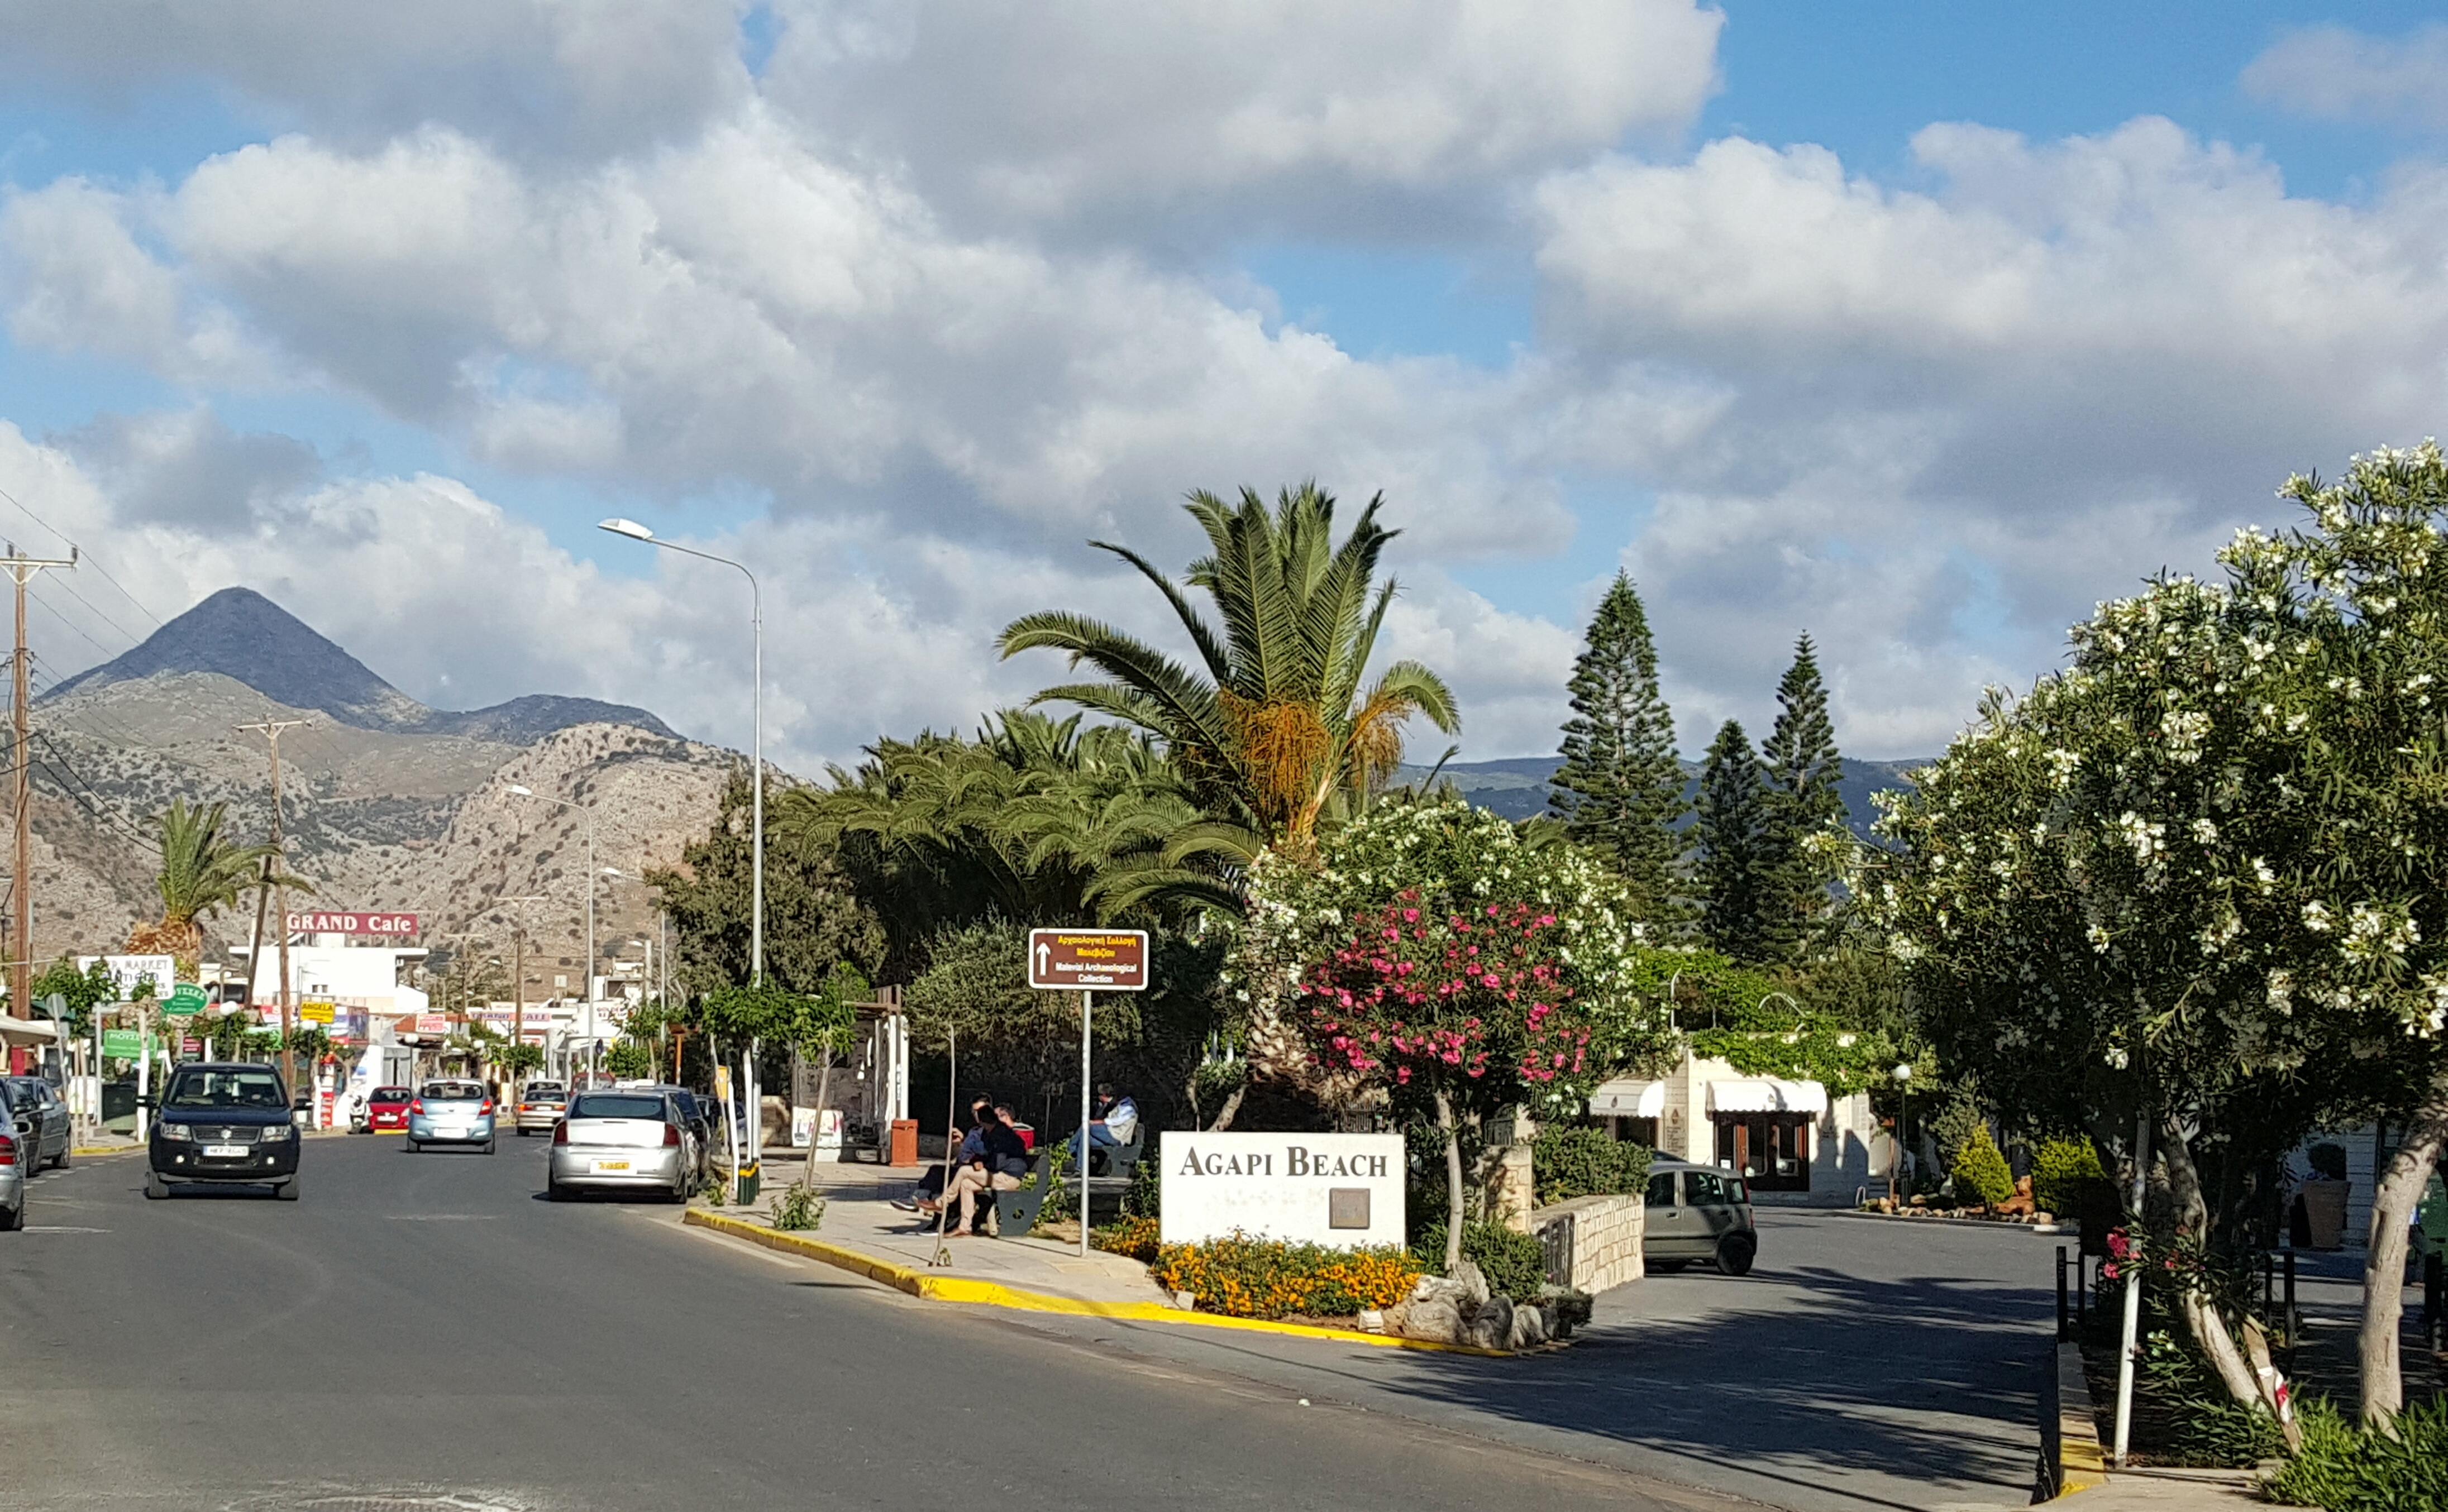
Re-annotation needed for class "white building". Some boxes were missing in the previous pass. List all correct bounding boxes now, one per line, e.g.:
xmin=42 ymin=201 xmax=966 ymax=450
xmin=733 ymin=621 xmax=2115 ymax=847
xmin=232 ymin=934 xmax=430 ymax=1018
xmin=1586 ymin=1048 xmax=1881 ymax=1205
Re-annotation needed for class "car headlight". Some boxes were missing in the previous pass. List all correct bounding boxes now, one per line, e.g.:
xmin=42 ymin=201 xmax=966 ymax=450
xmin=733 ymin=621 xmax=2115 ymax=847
xmin=258 ymin=1123 xmax=293 ymax=1141
xmin=160 ymin=1123 xmax=193 ymax=1141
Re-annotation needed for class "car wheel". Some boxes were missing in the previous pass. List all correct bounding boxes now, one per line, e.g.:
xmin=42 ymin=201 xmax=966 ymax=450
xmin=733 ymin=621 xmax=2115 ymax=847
xmin=484 ymin=1138 xmax=497 ymax=1155
xmin=144 ymin=1170 xmax=169 ymax=1200
xmin=1715 ymin=1233 xmax=1757 ymax=1277
xmin=406 ymin=1140 xmax=421 ymax=1154
xmin=276 ymin=1175 xmax=301 ymax=1202
xmin=517 ymin=1127 xmax=530 ymax=1137
xmin=0 ymin=1199 xmax=20 ymax=1231
xmin=547 ymin=1179 xmax=569 ymax=1202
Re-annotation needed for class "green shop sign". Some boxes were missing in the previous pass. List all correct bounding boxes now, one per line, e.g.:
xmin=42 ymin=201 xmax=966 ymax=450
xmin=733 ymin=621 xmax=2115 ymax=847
xmin=163 ymin=984 xmax=208 ymax=1017
xmin=101 ymin=1028 xmax=145 ymax=1058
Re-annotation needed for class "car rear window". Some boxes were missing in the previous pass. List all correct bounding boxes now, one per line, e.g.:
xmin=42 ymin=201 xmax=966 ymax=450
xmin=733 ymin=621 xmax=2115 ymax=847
xmin=421 ymin=1082 xmax=486 ymax=1100
xmin=1685 ymin=1170 xmax=1746 ymax=1206
xmin=165 ymin=1068 xmax=286 ymax=1110
xmin=524 ymin=1085 xmax=565 ymax=1099
xmin=372 ymin=1087 xmax=409 ymax=1102
xmin=570 ymin=1094 xmax=669 ymax=1121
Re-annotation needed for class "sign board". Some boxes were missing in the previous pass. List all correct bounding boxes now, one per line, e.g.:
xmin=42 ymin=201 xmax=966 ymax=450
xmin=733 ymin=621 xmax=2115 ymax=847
xmin=299 ymin=1001 xmax=335 ymax=1025
xmin=181 ymin=1036 xmax=203 ymax=1056
xmin=1025 ymin=929 xmax=1149 ymax=992
xmin=101 ymin=1028 xmax=143 ymax=1059
xmin=79 ymin=954 xmax=175 ymax=1002
xmin=415 ymin=1014 xmax=450 ymax=1035
xmin=285 ymin=911 xmax=419 ymax=936
xmin=163 ymin=984 xmax=208 ymax=1017
xmin=1158 ymin=1132 xmax=1406 ymax=1249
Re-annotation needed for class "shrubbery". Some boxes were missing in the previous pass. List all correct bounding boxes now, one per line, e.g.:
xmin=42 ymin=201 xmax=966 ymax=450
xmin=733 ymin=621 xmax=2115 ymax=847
xmin=1414 ymin=1220 xmax=1547 ymax=1303
xmin=2029 ymin=1137 xmax=2104 ymax=1217
xmin=1149 ymin=1233 xmax=1420 ymax=1320
xmin=1533 ymin=1125 xmax=1652 ymax=1207
xmin=2264 ymin=1395 xmax=2448 ymax=1511
xmin=1092 ymin=1215 xmax=1160 ymax=1262
xmin=1950 ymin=1126 xmax=2015 ymax=1208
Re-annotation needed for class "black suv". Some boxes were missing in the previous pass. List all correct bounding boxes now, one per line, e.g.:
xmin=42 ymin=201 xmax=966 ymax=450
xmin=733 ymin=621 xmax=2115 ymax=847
xmin=144 ymin=1063 xmax=302 ymax=1200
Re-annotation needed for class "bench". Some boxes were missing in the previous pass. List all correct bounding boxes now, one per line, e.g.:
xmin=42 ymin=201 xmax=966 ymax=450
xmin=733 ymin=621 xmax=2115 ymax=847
xmin=993 ymin=1151 xmax=1054 ymax=1238
xmin=1093 ymin=1129 xmax=1145 ymax=1181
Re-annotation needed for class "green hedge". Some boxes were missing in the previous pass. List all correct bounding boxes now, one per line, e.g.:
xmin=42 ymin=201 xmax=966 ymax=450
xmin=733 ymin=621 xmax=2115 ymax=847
xmin=1532 ymin=1125 xmax=1653 ymax=1207
xmin=1951 ymin=1126 xmax=2015 ymax=1207
xmin=1414 ymin=1220 xmax=1547 ymax=1304
xmin=2264 ymin=1395 xmax=2448 ymax=1511
xmin=2029 ymin=1137 xmax=2103 ymax=1217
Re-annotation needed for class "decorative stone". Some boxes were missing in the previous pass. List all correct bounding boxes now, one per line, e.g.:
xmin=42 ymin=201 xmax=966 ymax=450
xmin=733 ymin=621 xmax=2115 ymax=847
xmin=1465 ymin=1295 xmax=1514 ymax=1351
xmin=1398 ymin=1296 xmax=1466 ymax=1344
xmin=1509 ymin=1305 xmax=1548 ymax=1350
xmin=1449 ymin=1257 xmax=1492 ymax=1309
xmin=1357 ymin=1308 xmax=1386 ymax=1333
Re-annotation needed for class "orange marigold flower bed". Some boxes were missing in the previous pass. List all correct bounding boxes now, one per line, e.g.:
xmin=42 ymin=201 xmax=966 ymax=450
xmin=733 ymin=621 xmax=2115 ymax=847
xmin=1091 ymin=1215 xmax=1162 ymax=1263
xmin=1147 ymin=1232 xmax=1421 ymax=1320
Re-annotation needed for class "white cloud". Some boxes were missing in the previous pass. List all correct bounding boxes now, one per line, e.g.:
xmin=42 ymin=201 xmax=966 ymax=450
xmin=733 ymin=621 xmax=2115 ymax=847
xmin=765 ymin=0 xmax=1721 ymax=234
xmin=2242 ymin=23 xmax=2448 ymax=133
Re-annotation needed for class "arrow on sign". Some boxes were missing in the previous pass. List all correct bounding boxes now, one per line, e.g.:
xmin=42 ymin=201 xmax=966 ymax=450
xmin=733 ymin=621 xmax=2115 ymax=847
xmin=1035 ymin=941 xmax=1052 ymax=978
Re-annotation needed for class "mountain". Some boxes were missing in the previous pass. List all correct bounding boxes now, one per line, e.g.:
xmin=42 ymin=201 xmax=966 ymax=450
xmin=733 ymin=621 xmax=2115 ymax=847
xmin=44 ymin=587 xmax=677 ymax=741
xmin=1395 ymin=754 xmax=1925 ymax=835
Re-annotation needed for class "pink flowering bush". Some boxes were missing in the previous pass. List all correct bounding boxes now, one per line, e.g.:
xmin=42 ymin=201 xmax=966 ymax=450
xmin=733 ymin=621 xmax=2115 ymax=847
xmin=1297 ymin=891 xmax=1596 ymax=1095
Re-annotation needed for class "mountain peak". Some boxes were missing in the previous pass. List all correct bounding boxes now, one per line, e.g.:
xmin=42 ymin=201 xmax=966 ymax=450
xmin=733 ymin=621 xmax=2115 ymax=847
xmin=42 ymin=586 xmax=675 ymax=743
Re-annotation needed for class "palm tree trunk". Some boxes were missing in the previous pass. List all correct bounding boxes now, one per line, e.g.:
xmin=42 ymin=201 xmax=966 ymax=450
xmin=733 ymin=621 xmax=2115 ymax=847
xmin=1438 ymin=1089 xmax=1464 ymax=1274
xmin=2360 ymin=1073 xmax=2448 ymax=1429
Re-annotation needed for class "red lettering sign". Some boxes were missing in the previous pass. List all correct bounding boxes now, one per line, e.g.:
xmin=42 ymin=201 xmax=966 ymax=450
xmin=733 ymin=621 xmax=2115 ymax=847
xmin=285 ymin=911 xmax=419 ymax=936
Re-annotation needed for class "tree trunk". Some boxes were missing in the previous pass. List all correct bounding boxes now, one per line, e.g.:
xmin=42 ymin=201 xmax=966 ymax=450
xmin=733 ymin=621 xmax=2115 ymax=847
xmin=2359 ymin=1070 xmax=2448 ymax=1430
xmin=801 ymin=1046 xmax=836 ymax=1192
xmin=1437 ymin=1089 xmax=1465 ymax=1274
xmin=2160 ymin=1116 xmax=2269 ymax=1411
xmin=1206 ymin=1084 xmax=1246 ymax=1132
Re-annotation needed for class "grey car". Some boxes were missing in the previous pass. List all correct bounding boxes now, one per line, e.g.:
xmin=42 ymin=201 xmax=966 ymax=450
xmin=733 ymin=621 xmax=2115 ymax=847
xmin=5 ymin=1076 xmax=71 ymax=1171
xmin=547 ymin=1090 xmax=690 ymax=1202
xmin=407 ymin=1080 xmax=497 ymax=1154
xmin=0 ymin=1108 xmax=25 ymax=1229
xmin=1643 ymin=1156 xmax=1758 ymax=1276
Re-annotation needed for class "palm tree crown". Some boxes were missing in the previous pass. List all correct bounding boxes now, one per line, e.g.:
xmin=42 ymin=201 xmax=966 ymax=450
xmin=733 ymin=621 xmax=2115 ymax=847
xmin=131 ymin=799 xmax=288 ymax=969
xmin=998 ymin=483 xmax=1458 ymax=852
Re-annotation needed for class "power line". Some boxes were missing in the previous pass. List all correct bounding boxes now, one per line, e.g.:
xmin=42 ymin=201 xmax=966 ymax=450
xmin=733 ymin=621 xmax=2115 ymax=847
xmin=0 ymin=479 xmax=163 ymax=630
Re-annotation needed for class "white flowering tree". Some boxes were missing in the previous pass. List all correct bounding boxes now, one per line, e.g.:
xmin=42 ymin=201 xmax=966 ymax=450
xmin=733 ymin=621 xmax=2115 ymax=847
xmin=1863 ymin=443 xmax=2448 ymax=1428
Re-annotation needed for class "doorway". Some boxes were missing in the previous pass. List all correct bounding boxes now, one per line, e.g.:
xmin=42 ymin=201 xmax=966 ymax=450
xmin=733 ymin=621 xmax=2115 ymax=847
xmin=1714 ymin=1113 xmax=1812 ymax=1191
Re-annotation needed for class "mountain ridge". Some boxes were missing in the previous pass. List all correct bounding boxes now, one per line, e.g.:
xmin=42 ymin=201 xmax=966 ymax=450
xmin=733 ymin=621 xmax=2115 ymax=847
xmin=45 ymin=586 xmax=677 ymax=743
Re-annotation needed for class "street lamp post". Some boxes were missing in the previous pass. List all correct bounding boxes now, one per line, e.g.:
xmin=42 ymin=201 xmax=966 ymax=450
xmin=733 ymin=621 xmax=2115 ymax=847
xmin=598 ymin=517 xmax=761 ymax=987
xmin=508 ymin=784 xmax=604 ymax=1082
xmin=1890 ymin=1063 xmax=1913 ymax=1205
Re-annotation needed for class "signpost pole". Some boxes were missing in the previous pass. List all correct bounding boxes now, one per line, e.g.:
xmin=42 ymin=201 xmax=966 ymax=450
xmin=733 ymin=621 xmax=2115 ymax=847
xmin=1080 ymin=988 xmax=1092 ymax=1257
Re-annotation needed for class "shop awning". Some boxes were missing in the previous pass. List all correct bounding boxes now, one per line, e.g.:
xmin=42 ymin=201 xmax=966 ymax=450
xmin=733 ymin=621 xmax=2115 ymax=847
xmin=1587 ymin=1078 xmax=1666 ymax=1118
xmin=1705 ymin=1077 xmax=1828 ymax=1115
xmin=0 ymin=1015 xmax=62 ymax=1047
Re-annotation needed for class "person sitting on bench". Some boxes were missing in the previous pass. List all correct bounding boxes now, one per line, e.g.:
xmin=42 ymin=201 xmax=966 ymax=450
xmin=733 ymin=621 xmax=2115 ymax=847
xmin=893 ymin=1096 xmax=990 ymax=1212
xmin=929 ymin=1104 xmax=1031 ymax=1235
xmin=1065 ymin=1085 xmax=1139 ymax=1172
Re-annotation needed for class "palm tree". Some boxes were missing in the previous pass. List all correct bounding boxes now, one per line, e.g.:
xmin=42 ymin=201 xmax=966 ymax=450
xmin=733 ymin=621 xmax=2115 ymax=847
xmin=126 ymin=799 xmax=298 ymax=973
xmin=998 ymin=483 xmax=1458 ymax=855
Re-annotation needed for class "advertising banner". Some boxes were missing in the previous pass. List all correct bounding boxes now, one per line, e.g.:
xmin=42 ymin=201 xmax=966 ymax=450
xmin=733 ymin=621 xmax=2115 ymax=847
xmin=285 ymin=911 xmax=418 ymax=936
xmin=78 ymin=955 xmax=176 ymax=1002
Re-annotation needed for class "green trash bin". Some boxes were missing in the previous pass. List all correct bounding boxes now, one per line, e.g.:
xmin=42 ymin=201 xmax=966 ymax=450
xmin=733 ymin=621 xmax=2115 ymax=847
xmin=735 ymin=1162 xmax=760 ymax=1206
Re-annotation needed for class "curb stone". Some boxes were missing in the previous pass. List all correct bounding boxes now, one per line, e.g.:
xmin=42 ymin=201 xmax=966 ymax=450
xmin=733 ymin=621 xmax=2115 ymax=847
xmin=682 ymin=1209 xmax=1514 ymax=1357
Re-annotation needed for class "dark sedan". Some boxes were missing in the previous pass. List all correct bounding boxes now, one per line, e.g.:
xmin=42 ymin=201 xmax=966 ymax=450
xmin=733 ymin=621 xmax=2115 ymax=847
xmin=144 ymin=1064 xmax=302 ymax=1200
xmin=5 ymin=1075 xmax=71 ymax=1170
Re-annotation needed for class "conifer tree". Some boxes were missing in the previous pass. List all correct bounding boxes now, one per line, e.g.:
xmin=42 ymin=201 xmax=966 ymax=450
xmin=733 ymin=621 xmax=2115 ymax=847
xmin=1695 ymin=719 xmax=1772 ymax=960
xmin=1550 ymin=571 xmax=1688 ymax=914
xmin=1757 ymin=634 xmax=1845 ymax=958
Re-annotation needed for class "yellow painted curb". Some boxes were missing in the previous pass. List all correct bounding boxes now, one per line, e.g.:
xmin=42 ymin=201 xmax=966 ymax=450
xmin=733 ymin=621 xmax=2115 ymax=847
xmin=69 ymin=1143 xmax=141 ymax=1157
xmin=683 ymin=1209 xmax=1512 ymax=1357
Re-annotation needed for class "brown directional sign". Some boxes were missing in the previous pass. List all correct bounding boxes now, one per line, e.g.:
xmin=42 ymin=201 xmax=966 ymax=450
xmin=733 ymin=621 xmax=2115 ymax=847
xmin=1027 ymin=929 xmax=1149 ymax=992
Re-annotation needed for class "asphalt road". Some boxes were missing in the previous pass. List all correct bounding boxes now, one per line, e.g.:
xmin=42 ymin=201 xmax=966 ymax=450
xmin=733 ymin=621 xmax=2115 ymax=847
xmin=0 ymin=1136 xmax=1742 ymax=1512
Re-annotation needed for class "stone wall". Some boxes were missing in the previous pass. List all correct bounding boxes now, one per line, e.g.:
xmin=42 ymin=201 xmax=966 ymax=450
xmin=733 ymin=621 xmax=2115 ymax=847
xmin=1529 ymin=1192 xmax=1645 ymax=1295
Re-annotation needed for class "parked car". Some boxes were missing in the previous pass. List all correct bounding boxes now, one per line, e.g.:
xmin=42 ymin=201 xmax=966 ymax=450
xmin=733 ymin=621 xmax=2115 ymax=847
xmin=1641 ymin=1156 xmax=1758 ymax=1275
xmin=5 ymin=1075 xmax=71 ymax=1170
xmin=407 ymin=1080 xmax=497 ymax=1154
xmin=361 ymin=1086 xmax=412 ymax=1133
xmin=143 ymin=1063 xmax=301 ymax=1200
xmin=0 ymin=1120 xmax=25 ymax=1229
xmin=514 ymin=1081 xmax=569 ymax=1136
xmin=548 ymin=1089 xmax=692 ymax=1202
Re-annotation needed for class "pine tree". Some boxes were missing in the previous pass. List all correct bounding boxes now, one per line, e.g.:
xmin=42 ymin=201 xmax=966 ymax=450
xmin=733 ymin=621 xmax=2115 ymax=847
xmin=1550 ymin=571 xmax=1688 ymax=915
xmin=1757 ymin=634 xmax=1845 ymax=958
xmin=1695 ymin=719 xmax=1772 ymax=960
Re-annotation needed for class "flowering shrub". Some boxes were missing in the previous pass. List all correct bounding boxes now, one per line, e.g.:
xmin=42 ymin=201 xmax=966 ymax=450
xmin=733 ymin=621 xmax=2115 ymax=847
xmin=1150 ymin=1233 xmax=1421 ymax=1319
xmin=1092 ymin=1215 xmax=1161 ymax=1263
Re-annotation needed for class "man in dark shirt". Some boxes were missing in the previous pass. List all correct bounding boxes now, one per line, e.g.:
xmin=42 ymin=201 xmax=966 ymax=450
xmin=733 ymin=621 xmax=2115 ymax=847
xmin=899 ymin=1095 xmax=992 ymax=1213
xmin=944 ymin=1105 xmax=1032 ymax=1235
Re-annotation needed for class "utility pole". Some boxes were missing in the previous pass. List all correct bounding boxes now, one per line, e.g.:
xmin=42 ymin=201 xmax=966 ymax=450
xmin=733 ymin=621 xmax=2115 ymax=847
xmin=3 ymin=544 xmax=74 ymax=1026
xmin=235 ymin=719 xmax=309 ymax=1096
xmin=493 ymin=897 xmax=543 ymax=1087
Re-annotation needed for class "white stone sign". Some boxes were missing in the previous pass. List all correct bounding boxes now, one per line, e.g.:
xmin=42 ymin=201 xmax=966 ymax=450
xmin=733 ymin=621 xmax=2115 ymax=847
xmin=1159 ymin=1131 xmax=1406 ymax=1249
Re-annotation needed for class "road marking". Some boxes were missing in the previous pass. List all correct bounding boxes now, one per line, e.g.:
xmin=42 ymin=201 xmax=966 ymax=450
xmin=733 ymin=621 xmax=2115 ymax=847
xmin=23 ymin=1224 xmax=109 ymax=1233
xmin=385 ymin=1214 xmax=497 ymax=1222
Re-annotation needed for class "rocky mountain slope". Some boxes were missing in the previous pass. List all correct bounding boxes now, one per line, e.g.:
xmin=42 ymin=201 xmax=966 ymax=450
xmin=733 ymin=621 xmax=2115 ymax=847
xmin=1400 ymin=754 xmax=1924 ymax=832
xmin=23 ymin=589 xmax=740 ymax=994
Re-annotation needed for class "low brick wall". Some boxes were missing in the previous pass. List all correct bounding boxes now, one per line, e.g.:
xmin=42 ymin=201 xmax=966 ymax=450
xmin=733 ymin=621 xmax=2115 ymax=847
xmin=1529 ymin=1193 xmax=1645 ymax=1295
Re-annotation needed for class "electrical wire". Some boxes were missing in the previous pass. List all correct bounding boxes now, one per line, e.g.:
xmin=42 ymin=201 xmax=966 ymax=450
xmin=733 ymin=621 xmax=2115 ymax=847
xmin=0 ymin=478 xmax=165 ymax=630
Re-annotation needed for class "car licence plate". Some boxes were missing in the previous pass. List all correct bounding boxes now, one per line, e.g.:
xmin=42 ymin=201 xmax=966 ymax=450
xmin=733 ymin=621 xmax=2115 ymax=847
xmin=203 ymin=1144 xmax=247 ymax=1157
xmin=591 ymin=1159 xmax=631 ymax=1173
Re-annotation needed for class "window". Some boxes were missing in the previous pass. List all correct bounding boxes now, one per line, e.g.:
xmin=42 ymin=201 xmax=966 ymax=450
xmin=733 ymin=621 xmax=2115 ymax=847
xmin=1685 ymin=1170 xmax=1746 ymax=1207
xmin=372 ymin=1087 xmax=410 ymax=1102
xmin=1645 ymin=1171 xmax=1679 ymax=1208
xmin=570 ymin=1094 xmax=669 ymax=1121
xmin=165 ymin=1069 xmax=285 ymax=1110
xmin=421 ymin=1082 xmax=486 ymax=1101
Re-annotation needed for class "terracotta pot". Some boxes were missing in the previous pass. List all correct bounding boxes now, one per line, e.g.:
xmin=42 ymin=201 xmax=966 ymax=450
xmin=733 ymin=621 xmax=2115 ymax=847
xmin=2299 ymin=1179 xmax=2349 ymax=1251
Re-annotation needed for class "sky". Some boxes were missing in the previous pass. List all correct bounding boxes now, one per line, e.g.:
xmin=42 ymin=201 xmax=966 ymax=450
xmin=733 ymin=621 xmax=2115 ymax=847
xmin=1 ymin=1 xmax=2445 ymax=776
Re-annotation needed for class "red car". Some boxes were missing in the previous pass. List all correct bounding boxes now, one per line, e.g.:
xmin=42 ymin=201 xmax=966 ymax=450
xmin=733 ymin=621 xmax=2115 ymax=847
xmin=362 ymin=1086 xmax=412 ymax=1132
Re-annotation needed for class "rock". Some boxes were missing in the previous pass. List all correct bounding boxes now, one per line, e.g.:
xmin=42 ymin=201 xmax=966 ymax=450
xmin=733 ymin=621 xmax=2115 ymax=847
xmin=1172 ymin=1290 xmax=1197 ymax=1310
xmin=1357 ymin=1309 xmax=1387 ymax=1334
xmin=1410 ymin=1273 xmax=1472 ymax=1308
xmin=1509 ymin=1305 xmax=1548 ymax=1350
xmin=1465 ymin=1295 xmax=1514 ymax=1351
xmin=1449 ymin=1258 xmax=1492 ymax=1309
xmin=1397 ymin=1296 xmax=1466 ymax=1344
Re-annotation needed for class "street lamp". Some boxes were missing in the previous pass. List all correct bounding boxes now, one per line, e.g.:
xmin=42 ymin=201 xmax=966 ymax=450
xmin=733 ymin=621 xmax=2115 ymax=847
xmin=1889 ymin=1062 xmax=1913 ymax=1205
xmin=599 ymin=516 xmax=762 ymax=986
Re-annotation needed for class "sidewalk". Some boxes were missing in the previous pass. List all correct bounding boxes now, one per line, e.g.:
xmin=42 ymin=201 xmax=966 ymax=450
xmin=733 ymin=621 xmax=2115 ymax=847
xmin=2074 ymin=1467 xmax=2262 ymax=1511
xmin=704 ymin=1150 xmax=1171 ymax=1308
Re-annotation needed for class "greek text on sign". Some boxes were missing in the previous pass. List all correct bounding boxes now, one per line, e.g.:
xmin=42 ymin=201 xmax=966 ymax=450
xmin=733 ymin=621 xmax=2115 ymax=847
xmin=286 ymin=911 xmax=419 ymax=936
xmin=1159 ymin=1132 xmax=1406 ymax=1248
xmin=1025 ymin=928 xmax=1149 ymax=992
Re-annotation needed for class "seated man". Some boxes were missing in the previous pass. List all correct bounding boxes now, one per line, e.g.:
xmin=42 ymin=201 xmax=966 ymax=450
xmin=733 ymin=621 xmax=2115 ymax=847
xmin=1065 ymin=1084 xmax=1140 ymax=1173
xmin=936 ymin=1105 xmax=1032 ymax=1235
xmin=895 ymin=1096 xmax=991 ymax=1212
